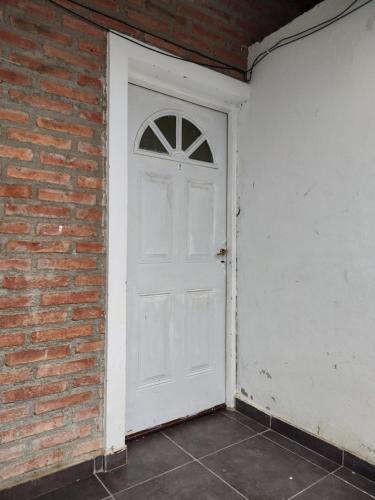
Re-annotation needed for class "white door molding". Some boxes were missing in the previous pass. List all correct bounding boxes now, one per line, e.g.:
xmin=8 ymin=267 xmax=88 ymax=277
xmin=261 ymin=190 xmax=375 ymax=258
xmin=106 ymin=32 xmax=250 ymax=454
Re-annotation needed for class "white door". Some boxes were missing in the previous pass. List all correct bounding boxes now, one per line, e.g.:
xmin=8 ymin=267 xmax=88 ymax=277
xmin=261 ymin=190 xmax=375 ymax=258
xmin=126 ymin=85 xmax=227 ymax=434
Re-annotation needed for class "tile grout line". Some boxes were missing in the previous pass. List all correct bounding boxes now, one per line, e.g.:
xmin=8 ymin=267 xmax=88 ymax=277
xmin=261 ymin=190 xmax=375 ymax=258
xmin=261 ymin=433 xmax=339 ymax=474
xmin=265 ymin=426 xmax=341 ymax=466
xmin=109 ymin=460 xmax=196 ymax=496
xmin=220 ymin=410 xmax=268 ymax=433
xmin=94 ymin=472 xmax=116 ymax=499
xmin=333 ymin=472 xmax=375 ymax=499
xmin=161 ymin=432 xmax=250 ymax=500
xmin=198 ymin=430 xmax=268 ymax=460
xmin=287 ymin=466 xmax=342 ymax=500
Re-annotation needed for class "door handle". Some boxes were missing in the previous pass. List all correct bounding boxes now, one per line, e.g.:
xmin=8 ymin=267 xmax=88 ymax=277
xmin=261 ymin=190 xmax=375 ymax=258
xmin=216 ymin=248 xmax=227 ymax=257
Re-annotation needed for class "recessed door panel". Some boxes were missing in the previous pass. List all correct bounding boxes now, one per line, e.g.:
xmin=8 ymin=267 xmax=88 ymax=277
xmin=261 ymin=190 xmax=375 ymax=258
xmin=186 ymin=180 xmax=214 ymax=260
xmin=185 ymin=289 xmax=214 ymax=376
xmin=140 ymin=173 xmax=172 ymax=262
xmin=126 ymin=84 xmax=227 ymax=434
xmin=137 ymin=293 xmax=173 ymax=388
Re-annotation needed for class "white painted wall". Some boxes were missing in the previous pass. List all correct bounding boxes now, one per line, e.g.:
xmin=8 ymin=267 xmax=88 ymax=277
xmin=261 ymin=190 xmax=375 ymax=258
xmin=237 ymin=0 xmax=375 ymax=464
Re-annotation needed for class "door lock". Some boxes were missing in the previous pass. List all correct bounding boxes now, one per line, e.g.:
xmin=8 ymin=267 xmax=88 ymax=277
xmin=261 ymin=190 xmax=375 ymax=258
xmin=216 ymin=248 xmax=228 ymax=257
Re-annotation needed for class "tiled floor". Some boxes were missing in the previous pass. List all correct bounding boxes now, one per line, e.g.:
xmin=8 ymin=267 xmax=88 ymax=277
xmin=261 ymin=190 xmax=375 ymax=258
xmin=34 ymin=409 xmax=375 ymax=499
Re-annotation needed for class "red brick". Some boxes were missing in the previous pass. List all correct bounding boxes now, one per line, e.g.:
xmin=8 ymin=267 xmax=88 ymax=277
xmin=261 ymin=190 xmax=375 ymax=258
xmin=44 ymin=44 xmax=100 ymax=72
xmin=40 ymin=152 xmax=98 ymax=171
xmin=38 ymin=188 xmax=96 ymax=206
xmin=6 ymin=240 xmax=70 ymax=253
xmin=0 ymin=258 xmax=31 ymax=271
xmin=76 ymin=242 xmax=103 ymax=253
xmin=0 ymin=107 xmax=28 ymax=123
xmin=0 ymin=333 xmax=25 ymax=348
xmin=7 ymin=165 xmax=71 ymax=185
xmin=6 ymin=0 xmax=56 ymax=20
xmin=41 ymin=290 xmax=100 ymax=306
xmin=73 ymin=374 xmax=101 ymax=387
xmin=3 ymin=275 xmax=69 ymax=290
xmin=0 ymin=184 xmax=32 ymax=198
xmin=78 ymin=74 xmax=103 ymax=88
xmin=77 ymin=175 xmax=103 ymax=190
xmin=9 ymin=89 xmax=73 ymax=114
xmin=78 ymin=141 xmax=104 ymax=156
xmin=35 ymin=391 xmax=92 ymax=414
xmin=0 ymin=144 xmax=33 ymax=161
xmin=76 ymin=340 xmax=104 ymax=353
xmin=0 ymin=406 xmax=28 ymax=425
xmin=37 ymin=223 xmax=96 ymax=237
xmin=37 ymin=358 xmax=96 ymax=378
xmin=0 ymin=369 xmax=31 ymax=386
xmin=32 ymin=324 xmax=93 ymax=343
xmin=79 ymin=39 xmax=106 ymax=58
xmin=33 ymin=425 xmax=91 ymax=450
xmin=0 ymin=27 xmax=37 ymax=50
xmin=128 ymin=9 xmax=169 ymax=33
xmin=0 ymin=450 xmax=64 ymax=481
xmin=72 ymin=437 xmax=101 ymax=457
xmin=5 ymin=203 xmax=70 ymax=218
xmin=0 ymin=295 xmax=31 ymax=309
xmin=0 ymin=67 xmax=31 ymax=86
xmin=0 ymin=222 xmax=30 ymax=234
xmin=79 ymin=110 xmax=104 ymax=124
xmin=63 ymin=15 xmax=105 ymax=38
xmin=3 ymin=382 xmax=68 ymax=403
xmin=0 ymin=416 xmax=64 ymax=444
xmin=41 ymin=80 xmax=98 ymax=104
xmin=10 ymin=16 xmax=72 ymax=45
xmin=37 ymin=117 xmax=94 ymax=138
xmin=72 ymin=307 xmax=104 ymax=321
xmin=73 ymin=405 xmax=99 ymax=422
xmin=0 ymin=444 xmax=25 ymax=463
xmin=0 ymin=310 xmax=67 ymax=329
xmin=75 ymin=275 xmax=104 ymax=286
xmin=10 ymin=53 xmax=73 ymax=80
xmin=7 ymin=128 xmax=71 ymax=150
xmin=75 ymin=207 xmax=103 ymax=221
xmin=38 ymin=257 xmax=96 ymax=270
xmin=5 ymin=346 xmax=70 ymax=366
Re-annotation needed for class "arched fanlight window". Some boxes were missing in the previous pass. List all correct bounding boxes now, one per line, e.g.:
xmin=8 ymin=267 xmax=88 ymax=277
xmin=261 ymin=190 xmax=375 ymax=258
xmin=136 ymin=112 xmax=214 ymax=165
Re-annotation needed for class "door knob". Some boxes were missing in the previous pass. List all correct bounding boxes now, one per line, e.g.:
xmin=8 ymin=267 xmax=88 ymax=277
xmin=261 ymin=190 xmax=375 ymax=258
xmin=216 ymin=248 xmax=227 ymax=257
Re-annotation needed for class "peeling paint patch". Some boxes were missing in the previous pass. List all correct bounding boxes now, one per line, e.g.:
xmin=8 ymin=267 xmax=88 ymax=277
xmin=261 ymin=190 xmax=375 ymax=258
xmin=241 ymin=387 xmax=248 ymax=398
xmin=259 ymin=369 xmax=272 ymax=379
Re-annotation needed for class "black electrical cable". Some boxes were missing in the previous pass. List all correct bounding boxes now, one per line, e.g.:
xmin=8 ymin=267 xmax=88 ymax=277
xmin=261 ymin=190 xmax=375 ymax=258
xmin=46 ymin=0 xmax=374 ymax=84
xmin=47 ymin=0 xmax=247 ymax=77
xmin=247 ymin=0 xmax=374 ymax=81
xmin=249 ymin=0 xmax=359 ymax=71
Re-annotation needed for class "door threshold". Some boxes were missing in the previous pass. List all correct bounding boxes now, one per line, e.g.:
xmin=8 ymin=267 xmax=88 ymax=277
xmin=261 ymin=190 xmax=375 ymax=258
xmin=126 ymin=403 xmax=226 ymax=442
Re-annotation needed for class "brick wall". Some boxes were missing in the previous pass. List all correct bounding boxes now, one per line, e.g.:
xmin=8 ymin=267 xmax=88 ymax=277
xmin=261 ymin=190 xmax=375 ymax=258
xmin=0 ymin=0 xmax=311 ymax=490
xmin=0 ymin=0 xmax=106 ymax=488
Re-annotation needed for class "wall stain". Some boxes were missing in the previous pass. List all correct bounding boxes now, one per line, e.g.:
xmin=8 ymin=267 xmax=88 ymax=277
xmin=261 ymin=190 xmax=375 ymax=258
xmin=259 ymin=369 xmax=272 ymax=379
xmin=241 ymin=387 xmax=248 ymax=398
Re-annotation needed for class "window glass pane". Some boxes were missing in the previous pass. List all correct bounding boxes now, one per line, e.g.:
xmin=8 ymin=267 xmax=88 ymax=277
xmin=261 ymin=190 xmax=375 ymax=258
xmin=182 ymin=118 xmax=201 ymax=151
xmin=139 ymin=126 xmax=168 ymax=154
xmin=189 ymin=141 xmax=213 ymax=163
xmin=155 ymin=115 xmax=176 ymax=149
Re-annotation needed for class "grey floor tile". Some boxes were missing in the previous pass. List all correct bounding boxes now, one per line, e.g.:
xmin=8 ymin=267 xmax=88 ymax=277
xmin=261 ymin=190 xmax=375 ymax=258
xmin=295 ymin=474 xmax=372 ymax=499
xmin=220 ymin=408 xmax=268 ymax=433
xmin=114 ymin=462 xmax=244 ymax=500
xmin=335 ymin=468 xmax=375 ymax=498
xmin=97 ymin=432 xmax=191 ymax=494
xmin=264 ymin=430 xmax=338 ymax=472
xmin=35 ymin=476 xmax=108 ymax=500
xmin=163 ymin=412 xmax=256 ymax=458
xmin=202 ymin=434 xmax=327 ymax=500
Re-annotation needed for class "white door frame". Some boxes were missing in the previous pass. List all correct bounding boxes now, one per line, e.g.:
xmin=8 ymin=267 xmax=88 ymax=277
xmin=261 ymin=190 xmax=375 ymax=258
xmin=105 ymin=32 xmax=250 ymax=454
